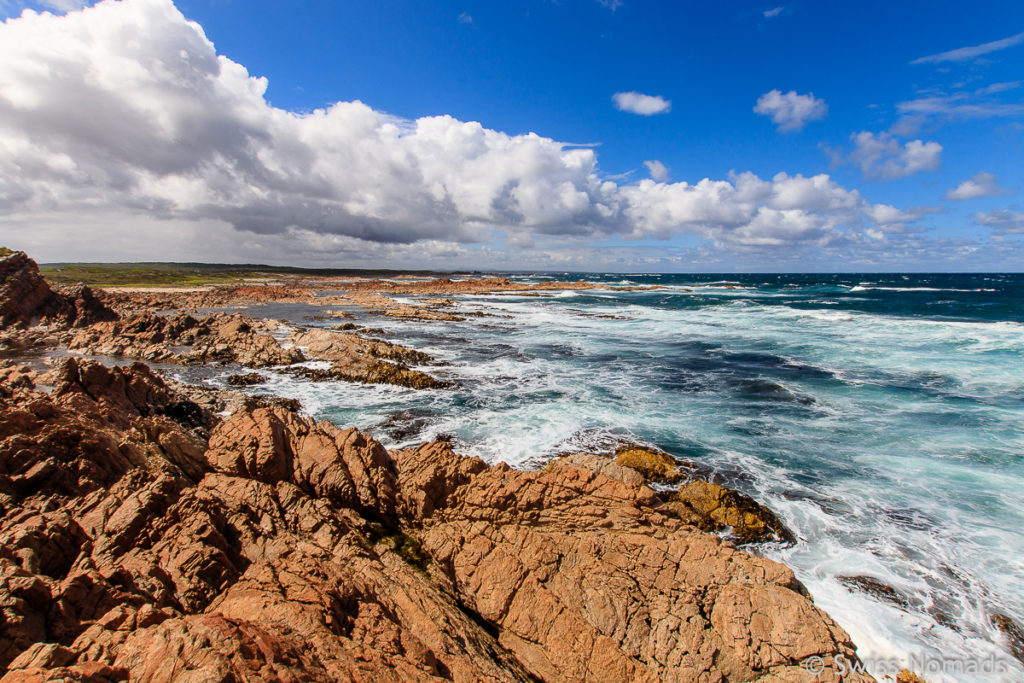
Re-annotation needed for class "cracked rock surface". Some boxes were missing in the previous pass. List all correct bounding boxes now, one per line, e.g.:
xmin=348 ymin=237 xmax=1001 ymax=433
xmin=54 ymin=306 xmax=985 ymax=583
xmin=1 ymin=359 xmax=871 ymax=682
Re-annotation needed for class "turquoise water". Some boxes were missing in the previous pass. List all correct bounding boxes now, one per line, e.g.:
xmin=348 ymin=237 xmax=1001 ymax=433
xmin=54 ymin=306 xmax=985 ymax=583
xmin=194 ymin=273 xmax=1024 ymax=682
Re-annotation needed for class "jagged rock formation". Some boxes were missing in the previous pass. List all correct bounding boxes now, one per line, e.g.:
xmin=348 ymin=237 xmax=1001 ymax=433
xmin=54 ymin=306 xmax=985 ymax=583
xmin=344 ymin=292 xmax=466 ymax=322
xmin=63 ymin=313 xmax=451 ymax=390
xmin=0 ymin=250 xmax=116 ymax=330
xmin=288 ymin=328 xmax=453 ymax=390
xmin=0 ymin=360 xmax=870 ymax=682
xmin=63 ymin=312 xmax=302 ymax=367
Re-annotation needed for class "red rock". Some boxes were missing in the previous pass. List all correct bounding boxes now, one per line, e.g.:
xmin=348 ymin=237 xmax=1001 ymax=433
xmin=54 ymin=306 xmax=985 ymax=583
xmin=0 ymin=363 xmax=873 ymax=682
xmin=0 ymin=252 xmax=115 ymax=330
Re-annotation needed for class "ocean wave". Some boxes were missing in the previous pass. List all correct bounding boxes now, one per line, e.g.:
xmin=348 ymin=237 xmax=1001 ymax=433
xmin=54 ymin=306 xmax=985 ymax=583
xmin=849 ymin=284 xmax=997 ymax=293
xmin=243 ymin=276 xmax=1024 ymax=681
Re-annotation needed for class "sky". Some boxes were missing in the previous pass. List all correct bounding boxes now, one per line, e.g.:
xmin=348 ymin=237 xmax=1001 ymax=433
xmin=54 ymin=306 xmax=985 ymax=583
xmin=0 ymin=0 xmax=1022 ymax=271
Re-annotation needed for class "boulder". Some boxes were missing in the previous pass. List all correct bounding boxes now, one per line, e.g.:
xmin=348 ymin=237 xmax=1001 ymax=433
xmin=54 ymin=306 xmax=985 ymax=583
xmin=0 ymin=251 xmax=115 ymax=330
xmin=665 ymin=479 xmax=796 ymax=545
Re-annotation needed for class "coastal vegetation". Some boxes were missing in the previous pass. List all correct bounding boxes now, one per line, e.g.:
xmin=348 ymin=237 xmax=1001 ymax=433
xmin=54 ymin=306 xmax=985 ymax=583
xmin=39 ymin=262 xmax=453 ymax=288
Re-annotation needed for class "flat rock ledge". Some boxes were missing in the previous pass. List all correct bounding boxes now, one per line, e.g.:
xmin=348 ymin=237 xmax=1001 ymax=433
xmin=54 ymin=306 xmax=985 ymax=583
xmin=0 ymin=359 xmax=872 ymax=682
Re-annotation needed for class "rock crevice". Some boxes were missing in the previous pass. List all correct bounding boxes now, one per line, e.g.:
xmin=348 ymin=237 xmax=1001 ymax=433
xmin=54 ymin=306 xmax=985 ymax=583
xmin=0 ymin=362 xmax=870 ymax=681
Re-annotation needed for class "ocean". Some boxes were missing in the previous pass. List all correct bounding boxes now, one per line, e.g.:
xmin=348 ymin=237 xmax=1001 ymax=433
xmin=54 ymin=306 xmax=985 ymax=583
xmin=186 ymin=273 xmax=1024 ymax=682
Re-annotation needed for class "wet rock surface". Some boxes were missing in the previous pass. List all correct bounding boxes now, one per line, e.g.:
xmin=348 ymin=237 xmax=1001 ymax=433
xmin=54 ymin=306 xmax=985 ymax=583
xmin=991 ymin=612 xmax=1024 ymax=665
xmin=344 ymin=292 xmax=466 ymax=322
xmin=62 ymin=311 xmax=451 ymax=390
xmin=224 ymin=372 xmax=266 ymax=387
xmin=837 ymin=575 xmax=911 ymax=610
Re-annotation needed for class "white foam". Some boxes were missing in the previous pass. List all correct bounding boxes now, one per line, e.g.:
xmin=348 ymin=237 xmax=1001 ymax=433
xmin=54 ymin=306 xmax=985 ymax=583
xmin=242 ymin=282 xmax=1024 ymax=681
xmin=851 ymin=285 xmax=993 ymax=293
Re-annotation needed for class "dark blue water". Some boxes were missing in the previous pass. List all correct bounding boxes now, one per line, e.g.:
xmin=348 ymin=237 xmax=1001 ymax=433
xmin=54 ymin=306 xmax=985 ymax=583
xmin=528 ymin=272 xmax=1024 ymax=322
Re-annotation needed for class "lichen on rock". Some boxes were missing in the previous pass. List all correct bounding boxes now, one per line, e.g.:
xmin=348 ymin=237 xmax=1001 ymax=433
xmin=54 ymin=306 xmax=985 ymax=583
xmin=612 ymin=444 xmax=685 ymax=483
xmin=665 ymin=479 xmax=797 ymax=545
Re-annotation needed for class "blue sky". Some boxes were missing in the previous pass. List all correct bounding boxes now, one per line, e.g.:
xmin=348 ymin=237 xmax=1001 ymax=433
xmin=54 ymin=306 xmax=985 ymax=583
xmin=1 ymin=0 xmax=1022 ymax=270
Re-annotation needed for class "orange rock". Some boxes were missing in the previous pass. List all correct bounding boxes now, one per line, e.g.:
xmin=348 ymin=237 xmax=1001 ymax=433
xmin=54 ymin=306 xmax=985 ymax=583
xmin=896 ymin=671 xmax=927 ymax=683
xmin=665 ymin=479 xmax=796 ymax=545
xmin=0 ymin=361 xmax=868 ymax=682
xmin=0 ymin=251 xmax=115 ymax=330
xmin=613 ymin=445 xmax=683 ymax=483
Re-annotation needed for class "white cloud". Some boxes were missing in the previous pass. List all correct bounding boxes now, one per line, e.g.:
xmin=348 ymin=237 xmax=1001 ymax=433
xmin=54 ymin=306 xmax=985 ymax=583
xmin=620 ymin=171 xmax=865 ymax=246
xmin=829 ymin=132 xmax=942 ymax=181
xmin=945 ymin=172 xmax=1011 ymax=200
xmin=457 ymin=12 xmax=472 ymax=24
xmin=865 ymin=204 xmax=932 ymax=224
xmin=973 ymin=210 xmax=1024 ymax=235
xmin=643 ymin=160 xmax=669 ymax=182
xmin=863 ymin=204 xmax=937 ymax=233
xmin=911 ymin=30 xmax=1024 ymax=65
xmin=897 ymin=93 xmax=1024 ymax=119
xmin=0 ymin=0 xmax=942 ymax=265
xmin=763 ymin=7 xmax=784 ymax=18
xmin=976 ymin=81 xmax=1021 ymax=96
xmin=753 ymin=89 xmax=827 ymax=132
xmin=893 ymin=81 xmax=1024 ymax=133
xmin=612 ymin=91 xmax=671 ymax=115
xmin=596 ymin=0 xmax=624 ymax=9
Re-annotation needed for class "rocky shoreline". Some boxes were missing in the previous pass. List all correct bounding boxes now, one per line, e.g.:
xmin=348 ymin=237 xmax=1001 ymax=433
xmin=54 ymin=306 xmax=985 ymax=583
xmin=0 ymin=249 xmax=887 ymax=681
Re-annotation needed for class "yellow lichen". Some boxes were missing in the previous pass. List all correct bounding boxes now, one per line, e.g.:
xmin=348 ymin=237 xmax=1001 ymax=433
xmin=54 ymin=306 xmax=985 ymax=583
xmin=614 ymin=446 xmax=680 ymax=483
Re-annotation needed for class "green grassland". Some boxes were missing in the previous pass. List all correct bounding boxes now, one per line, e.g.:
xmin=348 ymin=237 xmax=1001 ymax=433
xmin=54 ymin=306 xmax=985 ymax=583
xmin=38 ymin=261 xmax=457 ymax=288
xmin=40 ymin=263 xmax=273 ymax=287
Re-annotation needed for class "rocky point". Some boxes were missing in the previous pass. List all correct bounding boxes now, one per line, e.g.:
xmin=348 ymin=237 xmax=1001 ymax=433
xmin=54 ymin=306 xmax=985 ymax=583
xmin=0 ymin=250 xmax=881 ymax=681
xmin=0 ymin=360 xmax=872 ymax=681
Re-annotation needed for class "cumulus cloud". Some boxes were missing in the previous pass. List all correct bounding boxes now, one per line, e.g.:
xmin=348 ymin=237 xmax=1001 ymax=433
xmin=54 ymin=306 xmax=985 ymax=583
xmin=620 ymin=171 xmax=866 ymax=246
xmin=0 ymin=0 xmax=937 ymax=265
xmin=973 ymin=209 xmax=1024 ymax=235
xmin=612 ymin=91 xmax=671 ymax=115
xmin=911 ymin=30 xmax=1024 ymax=65
xmin=863 ymin=204 xmax=938 ymax=234
xmin=828 ymin=132 xmax=942 ymax=181
xmin=945 ymin=172 xmax=1011 ymax=200
xmin=864 ymin=204 xmax=933 ymax=224
xmin=753 ymin=89 xmax=827 ymax=132
xmin=643 ymin=160 xmax=669 ymax=182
